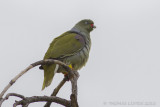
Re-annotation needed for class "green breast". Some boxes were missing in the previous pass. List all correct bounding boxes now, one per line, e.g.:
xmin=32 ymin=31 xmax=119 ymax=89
xmin=63 ymin=35 xmax=91 ymax=70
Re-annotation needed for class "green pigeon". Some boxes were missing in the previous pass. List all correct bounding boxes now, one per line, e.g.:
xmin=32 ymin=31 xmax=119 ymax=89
xmin=40 ymin=19 xmax=96 ymax=90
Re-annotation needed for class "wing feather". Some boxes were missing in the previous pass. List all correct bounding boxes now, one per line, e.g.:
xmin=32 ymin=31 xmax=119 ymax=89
xmin=44 ymin=32 xmax=85 ymax=59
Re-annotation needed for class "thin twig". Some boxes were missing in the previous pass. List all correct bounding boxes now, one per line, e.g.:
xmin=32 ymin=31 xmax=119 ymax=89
xmin=0 ymin=93 xmax=25 ymax=106
xmin=0 ymin=59 xmax=79 ymax=107
xmin=70 ymin=71 xmax=79 ymax=107
xmin=13 ymin=95 xmax=70 ymax=107
xmin=71 ymin=71 xmax=79 ymax=97
xmin=44 ymin=77 xmax=68 ymax=107
xmin=0 ymin=59 xmax=72 ymax=99
xmin=0 ymin=65 xmax=33 ymax=99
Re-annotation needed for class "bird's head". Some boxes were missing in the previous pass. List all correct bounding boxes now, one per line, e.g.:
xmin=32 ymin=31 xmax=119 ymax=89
xmin=74 ymin=19 xmax=96 ymax=33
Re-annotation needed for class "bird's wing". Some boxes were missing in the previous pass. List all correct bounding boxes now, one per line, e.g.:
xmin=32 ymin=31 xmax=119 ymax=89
xmin=41 ymin=32 xmax=85 ymax=90
xmin=44 ymin=32 xmax=85 ymax=59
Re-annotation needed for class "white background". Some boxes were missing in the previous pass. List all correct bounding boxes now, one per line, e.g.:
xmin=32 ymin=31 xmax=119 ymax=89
xmin=0 ymin=0 xmax=160 ymax=107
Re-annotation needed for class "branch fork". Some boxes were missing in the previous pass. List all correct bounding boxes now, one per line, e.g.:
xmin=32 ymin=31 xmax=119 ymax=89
xmin=0 ymin=59 xmax=79 ymax=107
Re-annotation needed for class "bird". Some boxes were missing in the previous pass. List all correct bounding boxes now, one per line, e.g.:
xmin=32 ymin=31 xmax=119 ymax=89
xmin=40 ymin=19 xmax=96 ymax=90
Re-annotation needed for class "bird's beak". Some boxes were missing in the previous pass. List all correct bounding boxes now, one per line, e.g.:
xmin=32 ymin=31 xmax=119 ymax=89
xmin=93 ymin=25 xmax=96 ymax=28
xmin=91 ymin=24 xmax=96 ymax=29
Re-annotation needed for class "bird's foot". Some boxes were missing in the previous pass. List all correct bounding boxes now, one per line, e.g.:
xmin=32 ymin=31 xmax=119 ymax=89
xmin=64 ymin=74 xmax=70 ymax=81
xmin=63 ymin=64 xmax=73 ymax=80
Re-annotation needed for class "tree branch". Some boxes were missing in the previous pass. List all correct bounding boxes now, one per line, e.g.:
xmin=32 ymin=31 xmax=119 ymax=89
xmin=44 ymin=77 xmax=68 ymax=107
xmin=13 ymin=95 xmax=70 ymax=107
xmin=0 ymin=93 xmax=25 ymax=106
xmin=70 ymin=71 xmax=79 ymax=107
xmin=0 ymin=59 xmax=79 ymax=107
xmin=0 ymin=59 xmax=72 ymax=99
xmin=0 ymin=65 xmax=33 ymax=99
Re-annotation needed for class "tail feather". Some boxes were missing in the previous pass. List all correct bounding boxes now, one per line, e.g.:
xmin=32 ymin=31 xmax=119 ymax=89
xmin=42 ymin=64 xmax=59 ymax=90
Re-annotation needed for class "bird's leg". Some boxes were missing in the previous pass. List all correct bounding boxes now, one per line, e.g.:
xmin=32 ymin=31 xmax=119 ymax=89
xmin=68 ymin=64 xmax=73 ymax=69
xmin=64 ymin=64 xmax=73 ymax=81
xmin=64 ymin=74 xmax=70 ymax=81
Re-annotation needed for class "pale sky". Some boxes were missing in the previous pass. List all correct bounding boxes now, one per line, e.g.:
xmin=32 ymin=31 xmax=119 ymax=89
xmin=0 ymin=0 xmax=160 ymax=107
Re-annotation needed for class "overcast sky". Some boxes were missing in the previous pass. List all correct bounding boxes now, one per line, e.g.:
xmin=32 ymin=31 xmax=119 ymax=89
xmin=0 ymin=0 xmax=160 ymax=107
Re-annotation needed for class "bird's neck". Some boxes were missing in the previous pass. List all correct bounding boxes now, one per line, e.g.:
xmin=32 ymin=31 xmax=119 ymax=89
xmin=70 ymin=26 xmax=90 ymax=37
xmin=70 ymin=26 xmax=91 ymax=47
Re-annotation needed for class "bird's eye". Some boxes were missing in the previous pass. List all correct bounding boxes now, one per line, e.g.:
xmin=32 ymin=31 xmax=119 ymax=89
xmin=85 ymin=21 xmax=88 ymax=24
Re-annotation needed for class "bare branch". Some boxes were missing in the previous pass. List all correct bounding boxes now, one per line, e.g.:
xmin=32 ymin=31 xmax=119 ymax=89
xmin=14 ymin=96 xmax=70 ymax=107
xmin=0 ymin=65 xmax=33 ymax=99
xmin=44 ymin=77 xmax=68 ymax=107
xmin=70 ymin=71 xmax=79 ymax=107
xmin=70 ymin=94 xmax=78 ymax=107
xmin=0 ymin=59 xmax=79 ymax=107
xmin=44 ymin=70 xmax=79 ymax=107
xmin=11 ymin=94 xmax=70 ymax=107
xmin=71 ymin=71 xmax=79 ymax=97
xmin=0 ymin=59 xmax=72 ymax=99
xmin=0 ymin=93 xmax=25 ymax=106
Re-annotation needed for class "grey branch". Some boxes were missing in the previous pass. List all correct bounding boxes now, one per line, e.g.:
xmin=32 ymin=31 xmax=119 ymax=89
xmin=0 ymin=65 xmax=33 ymax=99
xmin=0 ymin=59 xmax=79 ymax=107
xmin=70 ymin=71 xmax=79 ymax=107
xmin=13 ymin=95 xmax=70 ymax=107
xmin=0 ymin=59 xmax=71 ymax=99
xmin=0 ymin=93 xmax=25 ymax=107
xmin=44 ymin=77 xmax=68 ymax=107
xmin=44 ymin=71 xmax=79 ymax=107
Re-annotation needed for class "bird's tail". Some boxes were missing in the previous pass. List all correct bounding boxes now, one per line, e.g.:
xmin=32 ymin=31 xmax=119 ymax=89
xmin=42 ymin=64 xmax=59 ymax=90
